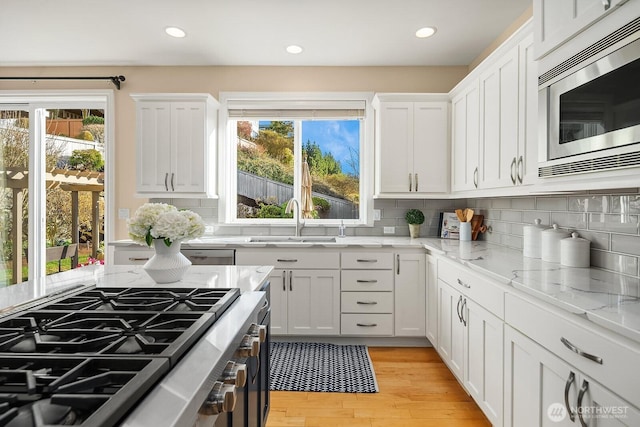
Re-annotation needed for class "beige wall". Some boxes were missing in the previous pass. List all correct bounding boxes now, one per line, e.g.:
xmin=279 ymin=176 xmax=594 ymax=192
xmin=0 ymin=65 xmax=467 ymax=238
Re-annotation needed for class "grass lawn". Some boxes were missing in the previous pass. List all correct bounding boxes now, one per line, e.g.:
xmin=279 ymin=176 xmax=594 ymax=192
xmin=3 ymin=254 xmax=95 ymax=283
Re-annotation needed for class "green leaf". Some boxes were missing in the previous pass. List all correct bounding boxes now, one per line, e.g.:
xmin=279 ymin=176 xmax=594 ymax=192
xmin=164 ymin=238 xmax=171 ymax=247
xmin=145 ymin=232 xmax=152 ymax=247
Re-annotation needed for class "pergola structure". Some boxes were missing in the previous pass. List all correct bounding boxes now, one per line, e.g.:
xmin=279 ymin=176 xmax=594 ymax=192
xmin=2 ymin=167 xmax=104 ymax=284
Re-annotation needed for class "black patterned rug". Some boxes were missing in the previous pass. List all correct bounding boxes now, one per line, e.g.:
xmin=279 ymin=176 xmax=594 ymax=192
xmin=269 ymin=342 xmax=379 ymax=393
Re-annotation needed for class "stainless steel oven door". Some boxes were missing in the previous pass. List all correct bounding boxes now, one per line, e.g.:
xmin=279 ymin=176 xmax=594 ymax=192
xmin=545 ymin=36 xmax=640 ymax=160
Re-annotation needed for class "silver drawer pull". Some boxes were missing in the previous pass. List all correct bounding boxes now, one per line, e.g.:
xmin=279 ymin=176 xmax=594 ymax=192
xmin=356 ymin=259 xmax=377 ymax=263
xmin=128 ymin=257 xmax=150 ymax=261
xmin=560 ymin=337 xmax=603 ymax=364
xmin=277 ymin=259 xmax=298 ymax=263
xmin=356 ymin=301 xmax=377 ymax=305
xmin=457 ymin=278 xmax=471 ymax=289
xmin=356 ymin=323 xmax=378 ymax=327
xmin=356 ymin=279 xmax=378 ymax=283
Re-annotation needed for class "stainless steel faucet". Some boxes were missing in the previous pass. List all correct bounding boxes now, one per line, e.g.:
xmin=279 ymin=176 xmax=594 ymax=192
xmin=285 ymin=198 xmax=303 ymax=237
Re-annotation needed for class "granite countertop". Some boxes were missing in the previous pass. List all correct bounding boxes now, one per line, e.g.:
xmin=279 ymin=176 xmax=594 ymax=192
xmin=110 ymin=236 xmax=640 ymax=341
xmin=0 ymin=265 xmax=273 ymax=315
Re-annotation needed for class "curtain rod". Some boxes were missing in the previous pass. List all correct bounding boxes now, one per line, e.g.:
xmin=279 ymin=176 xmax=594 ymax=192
xmin=0 ymin=75 xmax=126 ymax=90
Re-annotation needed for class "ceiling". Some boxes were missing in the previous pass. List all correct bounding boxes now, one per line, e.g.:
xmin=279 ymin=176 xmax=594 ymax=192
xmin=1 ymin=0 xmax=531 ymax=67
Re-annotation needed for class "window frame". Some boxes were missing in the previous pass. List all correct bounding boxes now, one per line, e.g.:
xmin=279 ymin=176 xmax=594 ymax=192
xmin=218 ymin=92 xmax=374 ymax=227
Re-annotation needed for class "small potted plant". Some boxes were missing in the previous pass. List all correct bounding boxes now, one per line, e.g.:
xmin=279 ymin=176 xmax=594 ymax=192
xmin=405 ymin=209 xmax=425 ymax=238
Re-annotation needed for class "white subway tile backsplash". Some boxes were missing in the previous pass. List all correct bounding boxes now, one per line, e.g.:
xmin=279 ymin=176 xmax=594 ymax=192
xmin=523 ymin=211 xmax=550 ymax=226
xmin=492 ymin=198 xmax=512 ymax=209
xmin=611 ymin=234 xmax=640 ymax=256
xmin=503 ymin=234 xmax=523 ymax=250
xmin=510 ymin=223 xmax=524 ymax=236
xmin=501 ymin=210 xmax=523 ymax=223
xmin=591 ymin=250 xmax=639 ymax=277
xmin=511 ymin=197 xmax=536 ymax=210
xmin=589 ymin=214 xmax=639 ymax=234
xmin=576 ymin=230 xmax=610 ymax=251
xmin=536 ymin=196 xmax=568 ymax=211
xmin=610 ymin=195 xmax=640 ymax=215
xmin=396 ymin=200 xmax=426 ymax=208
xmin=373 ymin=199 xmax=398 ymax=209
xmin=568 ymin=195 xmax=609 ymax=213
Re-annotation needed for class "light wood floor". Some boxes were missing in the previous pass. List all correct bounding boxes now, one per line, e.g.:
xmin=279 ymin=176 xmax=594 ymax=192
xmin=266 ymin=347 xmax=491 ymax=427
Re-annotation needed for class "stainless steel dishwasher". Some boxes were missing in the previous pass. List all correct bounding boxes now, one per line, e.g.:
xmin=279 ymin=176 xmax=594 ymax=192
xmin=180 ymin=248 xmax=236 ymax=265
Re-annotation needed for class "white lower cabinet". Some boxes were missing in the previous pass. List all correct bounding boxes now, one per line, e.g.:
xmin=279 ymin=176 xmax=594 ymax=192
xmin=465 ymin=298 xmax=503 ymax=427
xmin=437 ymin=280 xmax=465 ymax=381
xmin=504 ymin=325 xmax=640 ymax=427
xmin=425 ymin=254 xmax=438 ymax=347
xmin=394 ymin=253 xmax=426 ymax=336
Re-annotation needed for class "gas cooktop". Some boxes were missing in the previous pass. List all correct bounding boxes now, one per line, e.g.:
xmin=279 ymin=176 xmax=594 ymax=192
xmin=0 ymin=285 xmax=242 ymax=427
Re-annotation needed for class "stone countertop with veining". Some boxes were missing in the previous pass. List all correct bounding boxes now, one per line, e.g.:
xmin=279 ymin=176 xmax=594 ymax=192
xmin=0 ymin=265 xmax=273 ymax=315
xmin=110 ymin=235 xmax=640 ymax=342
xmin=420 ymin=238 xmax=640 ymax=343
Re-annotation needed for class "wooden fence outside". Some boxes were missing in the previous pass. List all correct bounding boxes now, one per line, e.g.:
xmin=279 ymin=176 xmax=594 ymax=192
xmin=237 ymin=170 xmax=358 ymax=219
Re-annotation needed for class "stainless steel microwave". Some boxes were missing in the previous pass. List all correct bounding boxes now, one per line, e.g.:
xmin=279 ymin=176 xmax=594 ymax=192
xmin=538 ymin=26 xmax=640 ymax=177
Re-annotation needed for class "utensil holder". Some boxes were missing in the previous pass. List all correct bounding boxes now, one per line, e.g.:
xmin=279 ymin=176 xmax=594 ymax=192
xmin=459 ymin=222 xmax=471 ymax=241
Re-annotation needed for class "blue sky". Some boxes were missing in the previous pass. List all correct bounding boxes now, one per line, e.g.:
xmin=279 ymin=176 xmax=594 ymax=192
xmin=301 ymin=120 xmax=360 ymax=176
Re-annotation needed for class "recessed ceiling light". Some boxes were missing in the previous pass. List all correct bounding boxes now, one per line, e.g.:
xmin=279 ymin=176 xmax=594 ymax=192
xmin=165 ymin=26 xmax=186 ymax=38
xmin=286 ymin=45 xmax=303 ymax=54
xmin=415 ymin=27 xmax=437 ymax=38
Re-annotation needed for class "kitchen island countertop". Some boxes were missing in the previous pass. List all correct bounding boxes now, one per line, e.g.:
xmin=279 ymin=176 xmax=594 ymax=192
xmin=0 ymin=265 xmax=273 ymax=315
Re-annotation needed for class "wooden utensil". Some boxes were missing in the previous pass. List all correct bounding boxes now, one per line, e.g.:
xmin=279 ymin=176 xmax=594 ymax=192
xmin=466 ymin=208 xmax=474 ymax=222
xmin=455 ymin=209 xmax=465 ymax=222
xmin=470 ymin=214 xmax=484 ymax=241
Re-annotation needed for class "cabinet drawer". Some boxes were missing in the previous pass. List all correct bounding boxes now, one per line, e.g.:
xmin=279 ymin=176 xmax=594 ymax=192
xmin=505 ymin=293 xmax=640 ymax=408
xmin=236 ymin=250 xmax=339 ymax=269
xmin=113 ymin=249 xmax=154 ymax=265
xmin=341 ymin=292 xmax=393 ymax=313
xmin=438 ymin=258 xmax=505 ymax=318
xmin=341 ymin=314 xmax=393 ymax=336
xmin=341 ymin=270 xmax=393 ymax=291
xmin=341 ymin=252 xmax=393 ymax=269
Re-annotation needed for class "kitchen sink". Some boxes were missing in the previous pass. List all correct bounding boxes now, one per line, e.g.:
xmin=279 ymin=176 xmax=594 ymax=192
xmin=249 ymin=236 xmax=337 ymax=243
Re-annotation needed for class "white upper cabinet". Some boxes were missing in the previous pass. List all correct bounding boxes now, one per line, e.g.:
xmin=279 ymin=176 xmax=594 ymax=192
xmin=373 ymin=94 xmax=449 ymax=198
xmin=132 ymin=93 xmax=219 ymax=198
xmin=451 ymin=81 xmax=480 ymax=192
xmin=518 ymin=33 xmax=539 ymax=186
xmin=533 ymin=0 xmax=627 ymax=60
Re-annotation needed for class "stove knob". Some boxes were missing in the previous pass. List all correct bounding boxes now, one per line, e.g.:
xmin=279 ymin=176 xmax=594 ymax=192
xmin=200 ymin=381 xmax=236 ymax=415
xmin=249 ymin=323 xmax=267 ymax=343
xmin=222 ymin=361 xmax=247 ymax=387
xmin=236 ymin=334 xmax=260 ymax=358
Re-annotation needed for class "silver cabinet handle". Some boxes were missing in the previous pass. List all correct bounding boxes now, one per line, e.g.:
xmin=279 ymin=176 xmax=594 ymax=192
xmin=356 ymin=301 xmax=378 ymax=305
xmin=473 ymin=167 xmax=478 ymax=188
xmin=602 ymin=0 xmax=611 ymax=10
xmin=510 ymin=157 xmax=517 ymax=185
xmin=415 ymin=173 xmax=418 ymax=192
xmin=456 ymin=295 xmax=463 ymax=323
xmin=128 ymin=257 xmax=150 ymax=261
xmin=456 ymin=278 xmax=471 ymax=289
xmin=164 ymin=172 xmax=169 ymax=191
xmin=282 ymin=270 xmax=286 ymax=292
xmin=171 ymin=172 xmax=175 ymax=191
xmin=577 ymin=379 xmax=589 ymax=427
xmin=356 ymin=279 xmax=378 ymax=283
xmin=356 ymin=259 xmax=377 ymax=263
xmin=396 ymin=254 xmax=400 ymax=275
xmin=560 ymin=337 xmax=603 ymax=364
xmin=277 ymin=259 xmax=298 ymax=263
xmin=517 ymin=155 xmax=524 ymax=184
xmin=461 ymin=298 xmax=467 ymax=326
xmin=409 ymin=173 xmax=412 ymax=192
xmin=289 ymin=270 xmax=293 ymax=292
xmin=357 ymin=323 xmax=378 ymax=327
xmin=564 ymin=371 xmax=576 ymax=422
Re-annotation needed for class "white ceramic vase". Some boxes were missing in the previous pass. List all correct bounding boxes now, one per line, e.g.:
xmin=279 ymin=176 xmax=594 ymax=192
xmin=143 ymin=238 xmax=191 ymax=283
xmin=408 ymin=223 xmax=421 ymax=238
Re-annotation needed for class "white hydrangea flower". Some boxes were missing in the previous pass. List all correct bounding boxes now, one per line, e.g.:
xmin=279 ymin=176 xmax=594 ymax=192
xmin=127 ymin=202 xmax=205 ymax=246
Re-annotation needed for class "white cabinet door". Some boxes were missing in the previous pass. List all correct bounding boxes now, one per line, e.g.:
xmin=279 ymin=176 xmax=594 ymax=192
xmin=534 ymin=0 xmax=626 ymax=59
xmin=451 ymin=82 xmax=480 ymax=192
xmin=377 ymin=102 xmax=413 ymax=194
xmin=288 ymin=269 xmax=340 ymax=336
xmin=517 ymin=33 xmax=538 ymax=186
xmin=437 ymin=280 xmax=464 ymax=381
xmin=412 ymin=102 xmax=449 ymax=193
xmin=269 ymin=269 xmax=288 ymax=335
xmin=170 ymin=102 xmax=207 ymax=194
xmin=504 ymin=326 xmax=578 ymax=427
xmin=578 ymin=374 xmax=640 ymax=427
xmin=425 ymin=254 xmax=438 ymax=346
xmin=136 ymin=102 xmax=172 ymax=193
xmin=394 ymin=253 xmax=426 ymax=336
xmin=464 ymin=298 xmax=504 ymax=427
xmin=479 ymin=46 xmax=519 ymax=189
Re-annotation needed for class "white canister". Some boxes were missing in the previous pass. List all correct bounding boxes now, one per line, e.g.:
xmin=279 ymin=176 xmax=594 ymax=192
xmin=523 ymin=218 xmax=548 ymax=258
xmin=541 ymin=224 xmax=570 ymax=263
xmin=561 ymin=232 xmax=591 ymax=268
